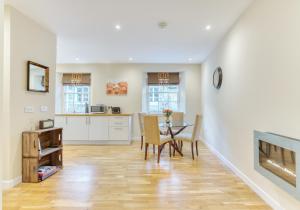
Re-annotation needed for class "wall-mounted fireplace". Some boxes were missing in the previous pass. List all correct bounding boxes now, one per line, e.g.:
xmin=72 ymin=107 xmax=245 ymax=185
xmin=254 ymin=131 xmax=300 ymax=200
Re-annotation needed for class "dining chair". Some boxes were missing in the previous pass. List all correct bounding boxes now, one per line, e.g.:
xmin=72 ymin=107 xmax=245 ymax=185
xmin=174 ymin=114 xmax=202 ymax=160
xmin=138 ymin=112 xmax=146 ymax=150
xmin=171 ymin=112 xmax=184 ymax=124
xmin=171 ymin=112 xmax=184 ymax=148
xmin=138 ymin=112 xmax=156 ymax=153
xmin=144 ymin=115 xmax=173 ymax=163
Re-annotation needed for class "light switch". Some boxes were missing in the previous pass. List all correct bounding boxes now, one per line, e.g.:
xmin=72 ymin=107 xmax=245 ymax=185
xmin=24 ymin=106 xmax=34 ymax=113
xmin=40 ymin=105 xmax=48 ymax=112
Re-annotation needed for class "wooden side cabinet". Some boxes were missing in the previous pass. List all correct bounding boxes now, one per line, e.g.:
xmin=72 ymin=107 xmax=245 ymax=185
xmin=22 ymin=127 xmax=63 ymax=183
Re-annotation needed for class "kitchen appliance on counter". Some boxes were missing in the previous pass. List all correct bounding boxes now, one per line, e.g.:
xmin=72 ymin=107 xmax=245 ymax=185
xmin=111 ymin=107 xmax=121 ymax=114
xmin=90 ymin=105 xmax=107 ymax=113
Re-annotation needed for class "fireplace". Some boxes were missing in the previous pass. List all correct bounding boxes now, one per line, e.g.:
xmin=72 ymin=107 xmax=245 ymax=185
xmin=254 ymin=131 xmax=300 ymax=200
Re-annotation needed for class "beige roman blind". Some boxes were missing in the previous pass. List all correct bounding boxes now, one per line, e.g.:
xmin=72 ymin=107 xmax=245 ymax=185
xmin=62 ymin=73 xmax=91 ymax=85
xmin=147 ymin=72 xmax=180 ymax=85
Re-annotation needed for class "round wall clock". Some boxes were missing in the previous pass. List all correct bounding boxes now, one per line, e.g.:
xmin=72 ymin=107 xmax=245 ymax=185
xmin=213 ymin=67 xmax=223 ymax=89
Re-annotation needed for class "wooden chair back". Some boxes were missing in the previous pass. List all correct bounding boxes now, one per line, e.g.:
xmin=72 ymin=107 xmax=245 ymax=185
xmin=192 ymin=115 xmax=202 ymax=141
xmin=144 ymin=115 xmax=161 ymax=145
xmin=172 ymin=112 xmax=184 ymax=124
xmin=138 ymin=112 xmax=146 ymax=136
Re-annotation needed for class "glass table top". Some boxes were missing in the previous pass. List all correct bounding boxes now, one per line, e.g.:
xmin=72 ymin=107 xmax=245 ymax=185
xmin=159 ymin=121 xmax=192 ymax=128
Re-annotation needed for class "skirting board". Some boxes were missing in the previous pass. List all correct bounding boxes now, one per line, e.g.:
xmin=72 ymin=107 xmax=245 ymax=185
xmin=201 ymin=140 xmax=283 ymax=210
xmin=2 ymin=176 xmax=22 ymax=190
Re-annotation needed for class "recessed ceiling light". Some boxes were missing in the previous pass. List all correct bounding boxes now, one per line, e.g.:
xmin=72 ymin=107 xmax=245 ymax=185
xmin=188 ymin=58 xmax=193 ymax=62
xmin=129 ymin=57 xmax=133 ymax=61
xmin=115 ymin=24 xmax=122 ymax=31
xmin=75 ymin=58 xmax=79 ymax=61
xmin=205 ymin=25 xmax=211 ymax=31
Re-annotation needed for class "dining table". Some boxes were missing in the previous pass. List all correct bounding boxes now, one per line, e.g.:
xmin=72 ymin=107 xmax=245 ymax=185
xmin=159 ymin=121 xmax=192 ymax=156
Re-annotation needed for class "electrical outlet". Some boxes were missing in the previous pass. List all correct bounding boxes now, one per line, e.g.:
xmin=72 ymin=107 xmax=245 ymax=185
xmin=24 ymin=106 xmax=34 ymax=113
xmin=40 ymin=105 xmax=48 ymax=112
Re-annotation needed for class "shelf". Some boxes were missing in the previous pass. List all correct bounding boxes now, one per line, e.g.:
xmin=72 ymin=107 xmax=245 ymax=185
xmin=23 ymin=128 xmax=63 ymax=183
xmin=23 ymin=127 xmax=63 ymax=134
xmin=39 ymin=147 xmax=62 ymax=158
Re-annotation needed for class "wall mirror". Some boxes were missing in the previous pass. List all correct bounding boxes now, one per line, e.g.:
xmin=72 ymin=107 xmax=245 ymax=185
xmin=27 ymin=61 xmax=49 ymax=92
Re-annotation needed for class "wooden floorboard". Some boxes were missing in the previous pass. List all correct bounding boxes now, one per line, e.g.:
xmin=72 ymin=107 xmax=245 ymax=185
xmin=3 ymin=141 xmax=271 ymax=210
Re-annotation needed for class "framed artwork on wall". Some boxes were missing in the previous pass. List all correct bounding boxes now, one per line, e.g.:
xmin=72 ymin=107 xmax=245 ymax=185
xmin=106 ymin=81 xmax=128 ymax=95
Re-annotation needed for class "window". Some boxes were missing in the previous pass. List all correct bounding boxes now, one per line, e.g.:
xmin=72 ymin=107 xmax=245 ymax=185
xmin=147 ymin=85 xmax=180 ymax=113
xmin=63 ymin=85 xmax=90 ymax=113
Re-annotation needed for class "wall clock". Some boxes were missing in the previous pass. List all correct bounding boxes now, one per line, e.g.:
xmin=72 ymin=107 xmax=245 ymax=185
xmin=213 ymin=67 xmax=223 ymax=89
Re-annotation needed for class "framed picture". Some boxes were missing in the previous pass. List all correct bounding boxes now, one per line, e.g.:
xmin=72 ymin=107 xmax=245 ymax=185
xmin=106 ymin=81 xmax=128 ymax=95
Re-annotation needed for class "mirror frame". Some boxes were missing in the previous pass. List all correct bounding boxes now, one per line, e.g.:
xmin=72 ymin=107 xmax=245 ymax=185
xmin=27 ymin=61 xmax=49 ymax=93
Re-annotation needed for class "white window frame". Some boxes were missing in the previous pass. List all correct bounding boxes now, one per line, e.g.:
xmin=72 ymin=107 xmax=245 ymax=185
xmin=142 ymin=72 xmax=185 ymax=114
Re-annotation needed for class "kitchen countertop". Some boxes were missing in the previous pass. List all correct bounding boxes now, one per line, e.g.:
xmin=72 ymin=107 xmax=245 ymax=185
xmin=55 ymin=113 xmax=133 ymax=117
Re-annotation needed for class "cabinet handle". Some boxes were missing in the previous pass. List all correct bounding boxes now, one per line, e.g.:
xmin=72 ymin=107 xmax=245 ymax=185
xmin=66 ymin=117 xmax=68 ymax=124
xmin=33 ymin=140 xmax=36 ymax=148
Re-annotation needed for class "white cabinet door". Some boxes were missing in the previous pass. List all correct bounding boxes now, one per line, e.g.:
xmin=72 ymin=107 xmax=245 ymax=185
xmin=109 ymin=127 xmax=129 ymax=140
xmin=65 ymin=116 xmax=89 ymax=141
xmin=89 ymin=117 xmax=109 ymax=140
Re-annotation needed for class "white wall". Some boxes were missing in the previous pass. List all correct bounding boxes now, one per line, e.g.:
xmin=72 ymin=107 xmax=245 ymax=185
xmin=56 ymin=64 xmax=202 ymax=138
xmin=0 ymin=0 xmax=4 ymax=207
xmin=202 ymin=0 xmax=300 ymax=209
xmin=3 ymin=6 xmax=56 ymax=184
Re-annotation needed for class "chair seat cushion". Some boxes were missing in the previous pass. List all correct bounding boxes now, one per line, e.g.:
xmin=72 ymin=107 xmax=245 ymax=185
xmin=174 ymin=133 xmax=193 ymax=142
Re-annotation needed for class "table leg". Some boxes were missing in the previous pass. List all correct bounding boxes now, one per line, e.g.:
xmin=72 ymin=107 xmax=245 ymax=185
xmin=171 ymin=140 xmax=183 ymax=157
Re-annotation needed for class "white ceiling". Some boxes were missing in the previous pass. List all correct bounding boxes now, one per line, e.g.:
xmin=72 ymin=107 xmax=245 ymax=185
xmin=5 ymin=0 xmax=253 ymax=64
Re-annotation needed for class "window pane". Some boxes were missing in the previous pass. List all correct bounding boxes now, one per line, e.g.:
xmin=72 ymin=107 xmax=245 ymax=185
xmin=64 ymin=85 xmax=90 ymax=113
xmin=149 ymin=102 xmax=159 ymax=113
xmin=64 ymin=85 xmax=75 ymax=93
xmin=166 ymin=85 xmax=178 ymax=92
xmin=158 ymin=102 xmax=168 ymax=113
xmin=168 ymin=93 xmax=178 ymax=101
xmin=147 ymin=84 xmax=179 ymax=113
xmin=168 ymin=102 xmax=178 ymax=111
xmin=76 ymin=87 xmax=83 ymax=93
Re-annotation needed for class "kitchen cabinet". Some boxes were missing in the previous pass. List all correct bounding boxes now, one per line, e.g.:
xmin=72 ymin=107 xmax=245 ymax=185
xmin=65 ymin=116 xmax=89 ymax=141
xmin=109 ymin=126 xmax=129 ymax=140
xmin=89 ymin=116 xmax=109 ymax=140
xmin=55 ymin=114 xmax=132 ymax=144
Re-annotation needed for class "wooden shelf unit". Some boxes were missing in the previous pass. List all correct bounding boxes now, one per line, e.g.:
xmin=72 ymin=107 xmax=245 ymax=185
xmin=22 ymin=127 xmax=63 ymax=183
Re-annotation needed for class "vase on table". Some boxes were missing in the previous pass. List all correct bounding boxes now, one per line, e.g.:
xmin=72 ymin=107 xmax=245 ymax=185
xmin=166 ymin=116 xmax=170 ymax=124
xmin=163 ymin=109 xmax=173 ymax=125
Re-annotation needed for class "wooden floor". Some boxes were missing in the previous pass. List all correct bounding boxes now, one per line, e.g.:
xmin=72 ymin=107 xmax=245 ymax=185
xmin=3 ymin=142 xmax=271 ymax=210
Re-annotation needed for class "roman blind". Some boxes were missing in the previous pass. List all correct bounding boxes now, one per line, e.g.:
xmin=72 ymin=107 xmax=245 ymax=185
xmin=147 ymin=72 xmax=180 ymax=85
xmin=62 ymin=73 xmax=91 ymax=85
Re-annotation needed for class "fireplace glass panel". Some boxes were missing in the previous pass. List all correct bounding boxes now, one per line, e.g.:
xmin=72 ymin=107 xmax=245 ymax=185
xmin=259 ymin=140 xmax=296 ymax=187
